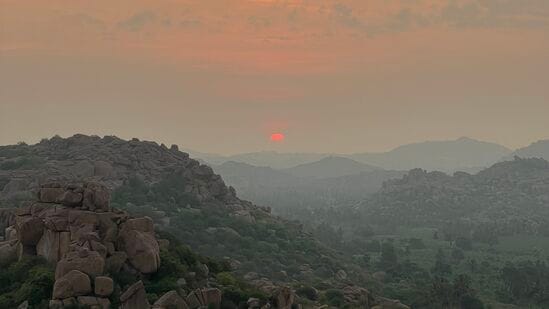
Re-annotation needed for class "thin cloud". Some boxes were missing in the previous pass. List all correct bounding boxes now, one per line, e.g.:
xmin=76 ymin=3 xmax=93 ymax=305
xmin=118 ymin=11 xmax=157 ymax=32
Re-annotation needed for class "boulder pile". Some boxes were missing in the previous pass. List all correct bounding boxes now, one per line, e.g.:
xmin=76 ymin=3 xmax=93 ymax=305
xmin=0 ymin=182 xmax=222 ymax=309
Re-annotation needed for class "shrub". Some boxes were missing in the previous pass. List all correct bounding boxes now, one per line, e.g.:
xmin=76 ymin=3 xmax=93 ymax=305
xmin=324 ymin=289 xmax=345 ymax=306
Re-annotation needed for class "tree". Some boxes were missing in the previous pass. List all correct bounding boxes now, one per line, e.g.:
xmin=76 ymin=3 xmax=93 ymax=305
xmin=432 ymin=249 xmax=452 ymax=276
xmin=380 ymin=241 xmax=398 ymax=271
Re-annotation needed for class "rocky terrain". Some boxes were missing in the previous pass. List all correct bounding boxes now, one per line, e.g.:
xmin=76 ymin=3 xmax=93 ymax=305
xmin=363 ymin=157 xmax=549 ymax=234
xmin=0 ymin=182 xmax=224 ymax=308
xmin=0 ymin=134 xmax=239 ymax=208
xmin=0 ymin=135 xmax=410 ymax=308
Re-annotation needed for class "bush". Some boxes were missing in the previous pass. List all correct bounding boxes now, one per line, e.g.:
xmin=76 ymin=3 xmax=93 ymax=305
xmin=296 ymin=286 xmax=319 ymax=301
xmin=0 ymin=257 xmax=54 ymax=307
xmin=324 ymin=289 xmax=345 ymax=307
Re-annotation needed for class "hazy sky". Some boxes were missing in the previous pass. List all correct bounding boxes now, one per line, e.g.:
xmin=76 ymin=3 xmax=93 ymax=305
xmin=1 ymin=0 xmax=548 ymax=154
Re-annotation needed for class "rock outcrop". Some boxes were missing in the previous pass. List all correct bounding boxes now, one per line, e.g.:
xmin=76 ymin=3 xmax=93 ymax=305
xmin=1 ymin=182 xmax=163 ymax=308
xmin=120 ymin=280 xmax=150 ymax=309
xmin=1 ymin=181 xmax=229 ymax=309
xmin=0 ymin=135 xmax=240 ymax=208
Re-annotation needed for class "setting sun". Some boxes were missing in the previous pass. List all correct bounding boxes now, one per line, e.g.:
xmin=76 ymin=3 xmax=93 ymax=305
xmin=270 ymin=133 xmax=285 ymax=142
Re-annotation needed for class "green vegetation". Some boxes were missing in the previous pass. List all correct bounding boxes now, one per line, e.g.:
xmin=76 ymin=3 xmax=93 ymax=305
xmin=0 ymin=155 xmax=45 ymax=170
xmin=112 ymin=175 xmax=358 ymax=288
xmin=0 ymin=257 xmax=55 ymax=308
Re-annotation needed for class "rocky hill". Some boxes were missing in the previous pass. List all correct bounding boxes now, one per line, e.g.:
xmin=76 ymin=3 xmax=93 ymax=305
xmin=0 ymin=135 xmax=409 ymax=308
xmin=349 ymin=137 xmax=512 ymax=173
xmin=504 ymin=139 xmax=549 ymax=161
xmin=362 ymin=157 xmax=549 ymax=234
xmin=0 ymin=182 xmax=226 ymax=308
xmin=0 ymin=134 xmax=237 ymax=208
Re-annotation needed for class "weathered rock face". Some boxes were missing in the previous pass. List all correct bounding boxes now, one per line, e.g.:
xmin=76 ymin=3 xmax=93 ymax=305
xmin=55 ymin=249 xmax=105 ymax=280
xmin=272 ymin=286 xmax=295 ymax=309
xmin=52 ymin=270 xmax=92 ymax=299
xmin=1 ymin=183 xmax=165 ymax=307
xmin=153 ymin=290 xmax=189 ymax=309
xmin=94 ymin=276 xmax=114 ymax=297
xmin=0 ymin=134 xmax=241 ymax=208
xmin=118 ymin=217 xmax=160 ymax=274
xmin=0 ymin=239 xmax=18 ymax=265
xmin=120 ymin=280 xmax=150 ymax=309
xmin=185 ymin=288 xmax=223 ymax=309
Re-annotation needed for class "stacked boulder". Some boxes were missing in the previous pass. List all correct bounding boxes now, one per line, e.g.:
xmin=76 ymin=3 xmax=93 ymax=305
xmin=2 ymin=182 xmax=161 ymax=308
xmin=1 ymin=182 xmax=225 ymax=309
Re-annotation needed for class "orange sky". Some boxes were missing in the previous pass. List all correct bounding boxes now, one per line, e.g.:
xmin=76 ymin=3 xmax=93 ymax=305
xmin=1 ymin=0 xmax=548 ymax=153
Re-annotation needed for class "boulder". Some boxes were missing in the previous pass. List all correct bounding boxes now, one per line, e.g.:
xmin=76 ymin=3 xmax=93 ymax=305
xmin=5 ymin=226 xmax=17 ymax=241
xmin=49 ymin=299 xmax=63 ymax=309
xmin=120 ymin=280 xmax=150 ymax=309
xmin=202 ymin=288 xmax=222 ymax=307
xmin=95 ymin=276 xmax=114 ymax=297
xmin=16 ymin=216 xmax=44 ymax=245
xmin=94 ymin=161 xmax=113 ymax=178
xmin=36 ymin=229 xmax=62 ymax=263
xmin=82 ymin=182 xmax=110 ymax=212
xmin=57 ymin=190 xmax=83 ymax=207
xmin=374 ymin=297 xmax=410 ymax=309
xmin=118 ymin=217 xmax=160 ymax=274
xmin=0 ymin=240 xmax=18 ymax=265
xmin=52 ymin=270 xmax=92 ymax=299
xmin=55 ymin=250 xmax=105 ymax=279
xmin=77 ymin=296 xmax=110 ymax=309
xmin=185 ymin=288 xmax=221 ymax=308
xmin=123 ymin=217 xmax=154 ymax=234
xmin=39 ymin=187 xmax=65 ymax=203
xmin=342 ymin=286 xmax=372 ymax=306
xmin=272 ymin=287 xmax=295 ymax=309
xmin=153 ymin=290 xmax=189 ymax=309
xmin=105 ymin=251 xmax=127 ymax=273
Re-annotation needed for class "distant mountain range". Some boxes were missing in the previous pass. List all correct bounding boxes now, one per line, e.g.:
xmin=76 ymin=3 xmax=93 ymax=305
xmin=212 ymin=158 xmax=405 ymax=216
xmin=192 ymin=137 xmax=531 ymax=172
xmin=281 ymin=156 xmax=381 ymax=179
xmin=185 ymin=150 xmax=327 ymax=169
xmin=348 ymin=137 xmax=512 ymax=172
xmin=504 ymin=139 xmax=549 ymax=161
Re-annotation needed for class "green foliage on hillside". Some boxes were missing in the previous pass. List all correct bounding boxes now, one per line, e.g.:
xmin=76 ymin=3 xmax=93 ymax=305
xmin=0 ymin=155 xmax=45 ymax=170
xmin=0 ymin=257 xmax=55 ymax=308
xmin=111 ymin=174 xmax=366 ymax=289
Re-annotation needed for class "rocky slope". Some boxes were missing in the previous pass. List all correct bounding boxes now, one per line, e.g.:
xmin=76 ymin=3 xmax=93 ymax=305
xmin=362 ymin=157 xmax=549 ymax=234
xmin=0 ymin=134 xmax=238 ymax=208
xmin=0 ymin=135 xmax=410 ymax=308
xmin=0 ymin=182 xmax=224 ymax=308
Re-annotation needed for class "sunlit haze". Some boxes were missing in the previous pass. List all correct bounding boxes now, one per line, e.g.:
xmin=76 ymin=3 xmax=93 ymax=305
xmin=1 ymin=0 xmax=548 ymax=154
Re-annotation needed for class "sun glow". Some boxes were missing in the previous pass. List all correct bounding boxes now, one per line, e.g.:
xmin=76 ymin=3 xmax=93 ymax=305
xmin=270 ymin=133 xmax=285 ymax=142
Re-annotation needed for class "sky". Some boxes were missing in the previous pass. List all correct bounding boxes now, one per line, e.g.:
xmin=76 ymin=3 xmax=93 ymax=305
xmin=1 ymin=0 xmax=548 ymax=154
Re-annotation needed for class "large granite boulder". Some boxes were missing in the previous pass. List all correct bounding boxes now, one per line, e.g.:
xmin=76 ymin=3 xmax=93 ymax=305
xmin=118 ymin=217 xmax=160 ymax=274
xmin=120 ymin=280 xmax=150 ymax=309
xmin=36 ymin=229 xmax=70 ymax=263
xmin=153 ymin=290 xmax=189 ymax=309
xmin=272 ymin=286 xmax=295 ymax=309
xmin=15 ymin=216 xmax=44 ymax=245
xmin=82 ymin=182 xmax=110 ymax=212
xmin=0 ymin=240 xmax=18 ymax=265
xmin=55 ymin=249 xmax=105 ymax=279
xmin=52 ymin=270 xmax=92 ymax=299
xmin=94 ymin=276 xmax=114 ymax=297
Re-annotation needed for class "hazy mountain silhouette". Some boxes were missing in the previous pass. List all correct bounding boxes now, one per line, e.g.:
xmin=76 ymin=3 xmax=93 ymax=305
xmin=212 ymin=161 xmax=300 ymax=188
xmin=282 ymin=156 xmax=382 ymax=179
xmin=348 ymin=137 xmax=511 ymax=172
xmin=191 ymin=137 xmax=512 ymax=173
xmin=503 ymin=139 xmax=549 ymax=161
